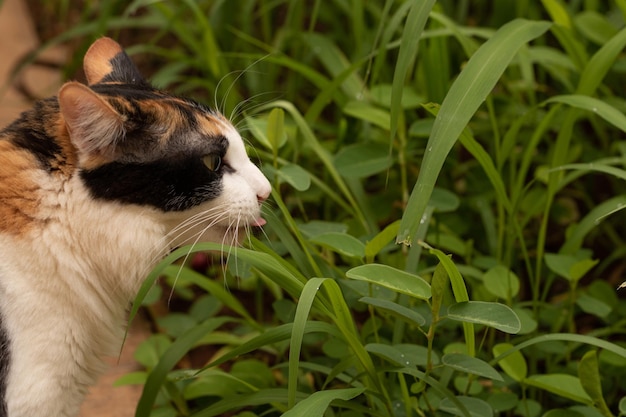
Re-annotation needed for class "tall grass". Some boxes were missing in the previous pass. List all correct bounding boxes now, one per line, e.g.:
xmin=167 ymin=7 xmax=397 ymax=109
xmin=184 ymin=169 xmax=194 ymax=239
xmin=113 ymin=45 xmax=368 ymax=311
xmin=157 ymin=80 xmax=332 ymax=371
xmin=23 ymin=0 xmax=626 ymax=415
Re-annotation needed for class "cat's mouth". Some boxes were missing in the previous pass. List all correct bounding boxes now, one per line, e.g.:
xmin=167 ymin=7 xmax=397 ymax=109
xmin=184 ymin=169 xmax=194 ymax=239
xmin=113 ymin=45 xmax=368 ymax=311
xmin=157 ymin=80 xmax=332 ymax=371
xmin=250 ymin=216 xmax=266 ymax=227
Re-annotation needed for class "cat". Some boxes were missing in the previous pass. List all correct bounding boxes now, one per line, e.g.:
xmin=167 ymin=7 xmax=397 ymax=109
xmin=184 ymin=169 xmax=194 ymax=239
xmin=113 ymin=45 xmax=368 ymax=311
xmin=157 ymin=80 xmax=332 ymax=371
xmin=0 ymin=37 xmax=271 ymax=417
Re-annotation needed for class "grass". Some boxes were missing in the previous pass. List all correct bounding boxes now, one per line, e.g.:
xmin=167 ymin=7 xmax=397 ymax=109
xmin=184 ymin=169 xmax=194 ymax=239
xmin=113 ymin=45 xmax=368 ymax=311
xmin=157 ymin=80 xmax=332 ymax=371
xmin=18 ymin=0 xmax=626 ymax=416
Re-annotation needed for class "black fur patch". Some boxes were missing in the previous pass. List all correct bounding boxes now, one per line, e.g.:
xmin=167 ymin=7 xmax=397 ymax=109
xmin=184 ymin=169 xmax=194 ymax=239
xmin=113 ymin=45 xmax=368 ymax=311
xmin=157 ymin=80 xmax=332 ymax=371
xmin=0 ymin=316 xmax=10 ymax=417
xmin=99 ymin=51 xmax=149 ymax=87
xmin=80 ymin=155 xmax=225 ymax=212
xmin=1 ymin=99 xmax=64 ymax=172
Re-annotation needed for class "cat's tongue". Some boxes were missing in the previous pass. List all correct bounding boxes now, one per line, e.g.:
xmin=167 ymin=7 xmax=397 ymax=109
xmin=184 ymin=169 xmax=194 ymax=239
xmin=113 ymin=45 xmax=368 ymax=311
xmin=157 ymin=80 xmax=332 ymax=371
xmin=252 ymin=217 xmax=267 ymax=227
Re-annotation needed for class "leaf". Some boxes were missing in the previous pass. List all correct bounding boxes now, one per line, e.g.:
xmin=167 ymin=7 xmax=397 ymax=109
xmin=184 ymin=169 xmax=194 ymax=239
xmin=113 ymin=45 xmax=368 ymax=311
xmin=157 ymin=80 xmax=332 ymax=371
xmin=576 ymin=293 xmax=612 ymax=318
xmin=543 ymin=95 xmax=626 ymax=133
xmin=390 ymin=0 xmax=436 ymax=142
xmin=442 ymin=353 xmax=504 ymax=382
xmin=346 ymin=264 xmax=431 ymax=300
xmin=544 ymin=253 xmax=598 ymax=283
xmin=422 ymin=243 xmax=474 ymax=356
xmin=276 ymin=164 xmax=311 ymax=191
xmin=370 ymin=84 xmax=424 ymax=109
xmin=397 ymin=19 xmax=551 ymax=245
xmin=365 ymin=343 xmax=432 ymax=367
xmin=431 ymin=262 xmax=449 ymax=319
xmin=289 ymin=278 xmax=328 ymax=407
xmin=298 ymin=221 xmax=348 ymax=238
xmin=492 ymin=343 xmax=527 ymax=382
xmin=447 ymin=301 xmax=521 ymax=334
xmin=333 ymin=142 xmax=393 ymax=178
xmin=343 ymin=101 xmax=390 ymax=131
xmin=439 ymin=396 xmax=494 ymax=417
xmin=282 ymin=387 xmax=365 ymax=417
xmin=135 ymin=318 xmax=232 ymax=416
xmin=482 ymin=265 xmax=521 ymax=300
xmin=267 ymin=107 xmax=287 ymax=152
xmin=524 ymin=374 xmax=592 ymax=405
xmin=359 ymin=296 xmax=426 ymax=327
xmin=310 ymin=232 xmax=365 ymax=258
xmin=364 ymin=220 xmax=400 ymax=261
xmin=578 ymin=350 xmax=612 ymax=417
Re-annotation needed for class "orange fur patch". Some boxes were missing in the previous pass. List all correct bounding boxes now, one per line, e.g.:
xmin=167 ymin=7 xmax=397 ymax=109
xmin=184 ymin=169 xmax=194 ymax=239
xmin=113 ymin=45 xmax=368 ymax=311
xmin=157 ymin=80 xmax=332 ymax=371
xmin=0 ymin=142 xmax=42 ymax=235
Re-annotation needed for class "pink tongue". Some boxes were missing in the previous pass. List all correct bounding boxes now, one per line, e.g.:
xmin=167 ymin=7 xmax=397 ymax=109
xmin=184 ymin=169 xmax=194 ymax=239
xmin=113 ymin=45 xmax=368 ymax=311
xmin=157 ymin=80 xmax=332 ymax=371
xmin=252 ymin=217 xmax=267 ymax=227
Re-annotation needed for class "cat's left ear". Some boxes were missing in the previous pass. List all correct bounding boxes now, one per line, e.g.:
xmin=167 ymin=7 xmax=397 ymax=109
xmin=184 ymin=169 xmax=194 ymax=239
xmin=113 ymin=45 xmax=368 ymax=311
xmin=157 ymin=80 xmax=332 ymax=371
xmin=83 ymin=37 xmax=145 ymax=85
xmin=58 ymin=81 xmax=124 ymax=164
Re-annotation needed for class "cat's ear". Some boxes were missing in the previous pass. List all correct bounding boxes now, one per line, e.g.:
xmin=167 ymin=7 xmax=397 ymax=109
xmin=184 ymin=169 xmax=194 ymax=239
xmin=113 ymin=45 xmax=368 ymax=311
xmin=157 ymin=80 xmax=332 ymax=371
xmin=83 ymin=37 xmax=145 ymax=85
xmin=58 ymin=82 xmax=124 ymax=162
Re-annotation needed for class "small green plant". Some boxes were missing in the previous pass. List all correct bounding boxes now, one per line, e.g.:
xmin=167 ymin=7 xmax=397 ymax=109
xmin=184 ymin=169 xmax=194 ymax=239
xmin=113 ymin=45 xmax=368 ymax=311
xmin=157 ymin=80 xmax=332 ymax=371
xmin=28 ymin=0 xmax=626 ymax=415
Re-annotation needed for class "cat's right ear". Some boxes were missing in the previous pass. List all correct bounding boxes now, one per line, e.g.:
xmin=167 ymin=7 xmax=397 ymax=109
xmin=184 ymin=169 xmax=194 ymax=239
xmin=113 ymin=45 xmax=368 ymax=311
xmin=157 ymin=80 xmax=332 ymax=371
xmin=58 ymin=82 xmax=124 ymax=165
xmin=83 ymin=37 xmax=145 ymax=85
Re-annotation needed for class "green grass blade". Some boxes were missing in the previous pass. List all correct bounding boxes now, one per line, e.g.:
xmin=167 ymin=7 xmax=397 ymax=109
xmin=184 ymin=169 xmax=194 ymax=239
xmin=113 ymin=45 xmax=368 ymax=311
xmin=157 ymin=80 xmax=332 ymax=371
xmin=396 ymin=19 xmax=551 ymax=245
xmin=288 ymin=278 xmax=329 ymax=408
xmin=543 ymin=94 xmax=626 ymax=132
xmin=282 ymin=387 xmax=365 ymax=417
xmin=135 ymin=317 xmax=232 ymax=417
xmin=389 ymin=0 xmax=436 ymax=142
xmin=559 ymin=195 xmax=626 ymax=254
xmin=420 ymin=242 xmax=474 ymax=356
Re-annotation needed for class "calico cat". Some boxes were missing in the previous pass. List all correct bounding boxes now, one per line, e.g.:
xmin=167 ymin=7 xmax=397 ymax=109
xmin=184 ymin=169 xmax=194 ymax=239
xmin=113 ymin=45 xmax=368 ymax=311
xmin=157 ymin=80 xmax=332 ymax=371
xmin=0 ymin=37 xmax=271 ymax=416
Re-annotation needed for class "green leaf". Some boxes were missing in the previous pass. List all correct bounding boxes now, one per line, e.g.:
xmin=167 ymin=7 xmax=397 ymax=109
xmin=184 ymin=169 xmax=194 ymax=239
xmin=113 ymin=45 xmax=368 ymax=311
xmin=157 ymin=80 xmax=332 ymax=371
xmin=135 ymin=318 xmax=232 ymax=416
xmin=333 ymin=142 xmax=393 ymax=178
xmin=422 ymin=243 xmax=474 ymax=356
xmin=524 ymin=374 xmax=592 ymax=405
xmin=282 ymin=387 xmax=365 ymax=417
xmin=578 ymin=351 xmax=613 ymax=416
xmin=267 ymin=107 xmax=287 ymax=152
xmin=364 ymin=220 xmax=400 ymax=261
xmin=492 ymin=343 xmax=527 ymax=382
xmin=439 ymin=396 xmax=494 ymax=417
xmin=543 ymin=95 xmax=626 ymax=133
xmin=447 ymin=302 xmax=521 ymax=334
xmin=482 ymin=265 xmax=520 ymax=300
xmin=442 ymin=353 xmax=504 ymax=382
xmin=346 ymin=264 xmax=431 ymax=300
xmin=191 ymin=388 xmax=298 ymax=417
xmin=370 ymin=84 xmax=424 ymax=109
xmin=276 ymin=164 xmax=311 ymax=191
xmin=359 ymin=296 xmax=426 ymax=327
xmin=288 ymin=278 xmax=328 ymax=408
xmin=310 ymin=232 xmax=365 ymax=258
xmin=576 ymin=293 xmax=612 ymax=318
xmin=431 ymin=262 xmax=449 ymax=319
xmin=343 ymin=101 xmax=390 ymax=131
xmin=365 ymin=343 xmax=432 ymax=367
xmin=397 ymin=19 xmax=551 ymax=245
xmin=298 ymin=221 xmax=348 ymax=238
xmin=544 ymin=253 xmax=598 ymax=283
xmin=390 ymin=0 xmax=436 ymax=142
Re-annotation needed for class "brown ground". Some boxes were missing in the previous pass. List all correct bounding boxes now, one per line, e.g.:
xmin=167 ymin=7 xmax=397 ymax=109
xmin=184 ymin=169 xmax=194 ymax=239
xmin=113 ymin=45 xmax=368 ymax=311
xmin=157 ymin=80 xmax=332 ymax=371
xmin=0 ymin=0 xmax=149 ymax=415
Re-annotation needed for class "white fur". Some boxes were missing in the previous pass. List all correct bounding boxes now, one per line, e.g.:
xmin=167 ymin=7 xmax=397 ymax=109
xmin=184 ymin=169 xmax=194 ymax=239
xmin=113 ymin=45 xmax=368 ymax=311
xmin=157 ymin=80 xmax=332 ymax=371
xmin=0 ymin=129 xmax=270 ymax=417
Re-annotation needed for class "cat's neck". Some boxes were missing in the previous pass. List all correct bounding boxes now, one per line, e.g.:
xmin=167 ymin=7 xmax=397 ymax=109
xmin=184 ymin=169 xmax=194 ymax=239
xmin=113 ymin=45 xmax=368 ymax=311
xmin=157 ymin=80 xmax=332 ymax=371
xmin=0 ymin=174 xmax=167 ymax=417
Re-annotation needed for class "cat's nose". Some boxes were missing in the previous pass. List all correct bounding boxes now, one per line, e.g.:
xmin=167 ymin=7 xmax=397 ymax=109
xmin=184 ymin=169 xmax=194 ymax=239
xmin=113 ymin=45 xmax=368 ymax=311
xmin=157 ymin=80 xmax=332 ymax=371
xmin=257 ymin=188 xmax=270 ymax=203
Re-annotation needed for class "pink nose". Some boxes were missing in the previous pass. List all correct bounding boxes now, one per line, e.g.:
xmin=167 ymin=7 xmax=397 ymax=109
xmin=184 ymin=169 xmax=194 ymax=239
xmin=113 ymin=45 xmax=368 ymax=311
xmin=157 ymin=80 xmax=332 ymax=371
xmin=257 ymin=192 xmax=269 ymax=203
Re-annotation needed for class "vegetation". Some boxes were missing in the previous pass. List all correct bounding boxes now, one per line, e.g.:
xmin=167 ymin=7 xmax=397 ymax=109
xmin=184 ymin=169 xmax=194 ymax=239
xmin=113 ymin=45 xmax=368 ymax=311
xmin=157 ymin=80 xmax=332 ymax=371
xmin=20 ymin=0 xmax=626 ymax=416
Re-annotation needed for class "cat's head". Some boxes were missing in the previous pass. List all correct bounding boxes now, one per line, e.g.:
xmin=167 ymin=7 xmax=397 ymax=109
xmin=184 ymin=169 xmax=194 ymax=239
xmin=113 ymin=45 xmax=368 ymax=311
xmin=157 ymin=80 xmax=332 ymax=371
xmin=57 ymin=37 xmax=271 ymax=246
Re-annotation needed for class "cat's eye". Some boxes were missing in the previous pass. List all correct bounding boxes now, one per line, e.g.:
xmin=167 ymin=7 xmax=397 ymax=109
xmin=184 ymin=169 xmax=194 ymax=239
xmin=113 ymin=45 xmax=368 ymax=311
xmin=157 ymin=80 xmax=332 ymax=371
xmin=202 ymin=154 xmax=222 ymax=172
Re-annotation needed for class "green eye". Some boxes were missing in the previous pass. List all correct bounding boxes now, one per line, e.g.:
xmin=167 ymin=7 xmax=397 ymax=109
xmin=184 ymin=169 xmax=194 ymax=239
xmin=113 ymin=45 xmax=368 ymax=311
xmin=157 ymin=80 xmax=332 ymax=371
xmin=202 ymin=154 xmax=222 ymax=171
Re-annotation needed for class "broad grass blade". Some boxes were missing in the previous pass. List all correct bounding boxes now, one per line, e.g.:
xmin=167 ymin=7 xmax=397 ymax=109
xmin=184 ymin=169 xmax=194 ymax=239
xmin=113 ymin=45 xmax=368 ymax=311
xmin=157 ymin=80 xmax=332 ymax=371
xmin=396 ymin=19 xmax=551 ymax=245
xmin=282 ymin=387 xmax=365 ymax=417
xmin=389 ymin=0 xmax=436 ymax=142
